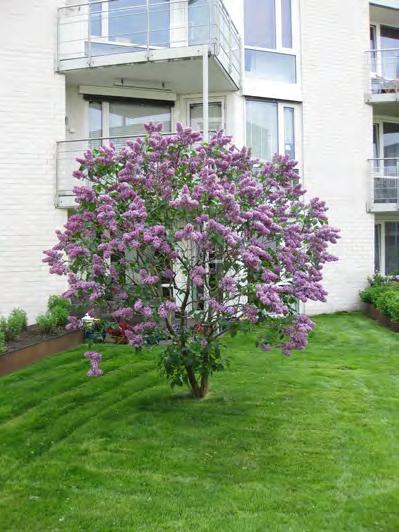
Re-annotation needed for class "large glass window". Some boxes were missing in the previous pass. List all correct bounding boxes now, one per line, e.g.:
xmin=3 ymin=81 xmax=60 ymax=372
xmin=381 ymin=26 xmax=399 ymax=80
xmin=244 ymin=0 xmax=276 ymax=49
xmin=244 ymin=0 xmax=296 ymax=82
xmin=246 ymin=100 xmax=278 ymax=161
xmin=89 ymin=98 xmax=172 ymax=148
xmin=245 ymin=49 xmax=296 ymax=83
xmin=109 ymin=101 xmax=171 ymax=137
xmin=189 ymin=102 xmax=223 ymax=133
xmin=246 ymin=99 xmax=298 ymax=161
xmin=385 ymin=222 xmax=399 ymax=275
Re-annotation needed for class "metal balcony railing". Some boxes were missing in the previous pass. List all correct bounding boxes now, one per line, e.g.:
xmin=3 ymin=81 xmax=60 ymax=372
xmin=369 ymin=158 xmax=399 ymax=208
xmin=366 ymin=49 xmax=399 ymax=97
xmin=56 ymin=130 xmax=216 ymax=207
xmin=57 ymin=0 xmax=241 ymax=86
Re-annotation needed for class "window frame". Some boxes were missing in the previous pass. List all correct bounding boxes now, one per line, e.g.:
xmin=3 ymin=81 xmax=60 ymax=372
xmin=186 ymin=97 xmax=225 ymax=134
xmin=243 ymin=0 xmax=300 ymax=83
xmin=87 ymin=97 xmax=175 ymax=140
xmin=244 ymin=98 xmax=300 ymax=163
xmin=375 ymin=220 xmax=399 ymax=276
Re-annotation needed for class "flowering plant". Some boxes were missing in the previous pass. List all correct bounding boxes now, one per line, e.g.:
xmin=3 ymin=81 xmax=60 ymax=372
xmin=44 ymin=123 xmax=339 ymax=398
xmin=84 ymin=351 xmax=103 ymax=377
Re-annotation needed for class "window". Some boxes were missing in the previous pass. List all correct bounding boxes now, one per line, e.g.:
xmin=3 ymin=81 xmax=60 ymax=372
xmin=109 ymin=101 xmax=171 ymax=137
xmin=244 ymin=0 xmax=276 ymax=49
xmin=244 ymin=0 xmax=297 ymax=82
xmin=246 ymin=100 xmax=278 ymax=161
xmin=375 ymin=224 xmax=381 ymax=273
xmin=189 ymin=101 xmax=223 ymax=133
xmin=385 ymin=222 xmax=399 ymax=275
xmin=88 ymin=98 xmax=172 ymax=147
xmin=246 ymin=99 xmax=297 ymax=161
xmin=374 ymin=221 xmax=399 ymax=275
xmin=284 ymin=107 xmax=295 ymax=158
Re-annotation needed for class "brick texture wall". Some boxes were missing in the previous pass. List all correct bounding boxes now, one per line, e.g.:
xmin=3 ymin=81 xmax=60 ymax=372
xmin=300 ymin=0 xmax=375 ymax=314
xmin=0 ymin=0 xmax=67 ymax=323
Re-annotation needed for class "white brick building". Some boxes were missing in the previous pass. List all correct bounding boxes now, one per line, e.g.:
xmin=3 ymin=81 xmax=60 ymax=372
xmin=0 ymin=0 xmax=398 ymax=321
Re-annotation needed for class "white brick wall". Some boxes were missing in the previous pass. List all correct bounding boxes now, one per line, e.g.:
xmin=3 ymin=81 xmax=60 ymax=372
xmin=0 ymin=0 xmax=67 ymax=323
xmin=300 ymin=0 xmax=375 ymax=314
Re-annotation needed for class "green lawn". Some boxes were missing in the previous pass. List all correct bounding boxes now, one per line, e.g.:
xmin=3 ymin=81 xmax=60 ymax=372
xmin=0 ymin=312 xmax=399 ymax=531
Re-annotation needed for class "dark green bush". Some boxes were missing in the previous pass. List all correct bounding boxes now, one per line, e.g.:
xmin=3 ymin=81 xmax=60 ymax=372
xmin=360 ymin=275 xmax=399 ymax=322
xmin=384 ymin=292 xmax=399 ymax=322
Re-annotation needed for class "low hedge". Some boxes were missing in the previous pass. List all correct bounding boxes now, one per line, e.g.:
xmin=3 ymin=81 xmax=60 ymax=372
xmin=360 ymin=275 xmax=399 ymax=322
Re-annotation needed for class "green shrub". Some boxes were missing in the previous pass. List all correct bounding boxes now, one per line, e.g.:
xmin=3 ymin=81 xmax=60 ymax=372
xmin=0 ymin=331 xmax=6 ymax=354
xmin=0 ymin=308 xmax=28 ymax=342
xmin=48 ymin=295 xmax=71 ymax=313
xmin=36 ymin=313 xmax=57 ymax=335
xmin=50 ymin=305 xmax=69 ymax=327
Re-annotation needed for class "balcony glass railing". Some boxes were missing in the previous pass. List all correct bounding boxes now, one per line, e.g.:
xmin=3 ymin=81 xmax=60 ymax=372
xmin=57 ymin=0 xmax=240 ymax=85
xmin=366 ymin=49 xmax=399 ymax=96
xmin=56 ymin=131 xmax=216 ymax=206
xmin=369 ymin=158 xmax=399 ymax=206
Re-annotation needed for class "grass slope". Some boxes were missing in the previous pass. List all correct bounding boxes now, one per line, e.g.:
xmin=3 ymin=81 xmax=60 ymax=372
xmin=0 ymin=312 xmax=399 ymax=531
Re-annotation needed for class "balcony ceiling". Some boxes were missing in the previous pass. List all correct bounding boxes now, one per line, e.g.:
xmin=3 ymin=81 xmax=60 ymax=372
xmin=63 ymin=54 xmax=238 ymax=94
xmin=372 ymin=101 xmax=399 ymax=117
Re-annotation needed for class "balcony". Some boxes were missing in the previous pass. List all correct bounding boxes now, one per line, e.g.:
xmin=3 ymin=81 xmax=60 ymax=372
xmin=366 ymin=49 xmax=399 ymax=108
xmin=57 ymin=0 xmax=241 ymax=92
xmin=56 ymin=131 xmax=217 ymax=208
xmin=368 ymin=158 xmax=399 ymax=212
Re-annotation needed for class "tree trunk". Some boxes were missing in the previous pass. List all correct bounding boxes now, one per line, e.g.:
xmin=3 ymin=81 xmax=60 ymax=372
xmin=185 ymin=366 xmax=208 ymax=398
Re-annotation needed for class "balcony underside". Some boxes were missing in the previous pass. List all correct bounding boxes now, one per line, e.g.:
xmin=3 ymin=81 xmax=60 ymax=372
xmin=369 ymin=202 xmax=399 ymax=213
xmin=61 ymin=48 xmax=239 ymax=93
xmin=368 ymin=94 xmax=399 ymax=109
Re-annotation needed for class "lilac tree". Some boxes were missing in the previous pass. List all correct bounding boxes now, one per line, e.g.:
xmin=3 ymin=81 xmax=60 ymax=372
xmin=44 ymin=124 xmax=339 ymax=398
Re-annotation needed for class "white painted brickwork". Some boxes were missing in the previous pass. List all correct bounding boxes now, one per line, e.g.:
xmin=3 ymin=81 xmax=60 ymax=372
xmin=0 ymin=0 xmax=67 ymax=323
xmin=300 ymin=0 xmax=375 ymax=314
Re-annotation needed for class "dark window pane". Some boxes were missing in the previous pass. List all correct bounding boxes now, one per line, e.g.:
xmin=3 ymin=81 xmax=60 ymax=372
xmin=245 ymin=49 xmax=296 ymax=83
xmin=375 ymin=224 xmax=381 ymax=273
xmin=383 ymin=122 xmax=399 ymax=159
xmin=381 ymin=26 xmax=399 ymax=79
xmin=246 ymin=99 xmax=278 ymax=160
xmin=373 ymin=123 xmax=380 ymax=159
xmin=385 ymin=222 xmax=399 ymax=275
xmin=281 ymin=0 xmax=292 ymax=48
xmin=244 ymin=0 xmax=276 ymax=49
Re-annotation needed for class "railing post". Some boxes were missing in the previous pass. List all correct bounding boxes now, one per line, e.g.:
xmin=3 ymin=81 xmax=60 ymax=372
xmin=146 ymin=0 xmax=150 ymax=59
xmin=202 ymin=44 xmax=209 ymax=142
xmin=396 ymin=159 xmax=399 ymax=210
xmin=87 ymin=2 xmax=92 ymax=66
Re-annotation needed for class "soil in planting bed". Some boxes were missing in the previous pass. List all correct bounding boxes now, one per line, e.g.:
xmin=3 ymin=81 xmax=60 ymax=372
xmin=3 ymin=324 xmax=69 ymax=355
